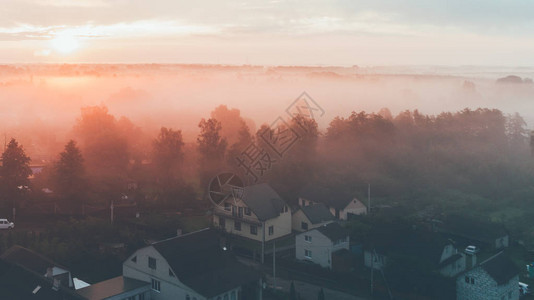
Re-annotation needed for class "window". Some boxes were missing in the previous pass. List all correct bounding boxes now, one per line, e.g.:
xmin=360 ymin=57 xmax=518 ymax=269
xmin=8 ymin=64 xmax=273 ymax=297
xmin=151 ymin=278 xmax=161 ymax=292
xmin=148 ymin=257 xmax=156 ymax=270
xmin=301 ymin=222 xmax=308 ymax=230
xmin=169 ymin=268 xmax=175 ymax=277
xmin=470 ymin=278 xmax=474 ymax=284
xmin=250 ymin=225 xmax=257 ymax=235
xmin=238 ymin=207 xmax=243 ymax=218
xmin=269 ymin=226 xmax=274 ymax=235
xmin=232 ymin=205 xmax=237 ymax=216
xmin=224 ymin=203 xmax=231 ymax=211
xmin=234 ymin=221 xmax=241 ymax=231
xmin=245 ymin=207 xmax=251 ymax=216
xmin=464 ymin=276 xmax=469 ymax=283
xmin=304 ymin=249 xmax=312 ymax=258
xmin=304 ymin=235 xmax=312 ymax=242
xmin=131 ymin=256 xmax=137 ymax=263
xmin=219 ymin=217 xmax=225 ymax=228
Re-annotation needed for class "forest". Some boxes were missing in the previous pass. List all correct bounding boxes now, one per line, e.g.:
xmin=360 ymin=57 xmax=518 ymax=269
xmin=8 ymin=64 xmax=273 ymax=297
xmin=1 ymin=103 xmax=534 ymax=248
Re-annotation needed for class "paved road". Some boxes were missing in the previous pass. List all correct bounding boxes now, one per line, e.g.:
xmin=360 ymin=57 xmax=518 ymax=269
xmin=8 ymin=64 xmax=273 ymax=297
xmin=265 ymin=275 xmax=368 ymax=300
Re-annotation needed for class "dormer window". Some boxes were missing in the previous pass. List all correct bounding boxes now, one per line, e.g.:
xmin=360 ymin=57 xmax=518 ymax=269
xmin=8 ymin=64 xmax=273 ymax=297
xmin=224 ymin=203 xmax=231 ymax=211
xmin=245 ymin=207 xmax=251 ymax=216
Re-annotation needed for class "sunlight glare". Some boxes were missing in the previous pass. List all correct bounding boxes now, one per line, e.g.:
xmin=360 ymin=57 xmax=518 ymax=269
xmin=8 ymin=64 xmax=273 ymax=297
xmin=51 ymin=33 xmax=80 ymax=54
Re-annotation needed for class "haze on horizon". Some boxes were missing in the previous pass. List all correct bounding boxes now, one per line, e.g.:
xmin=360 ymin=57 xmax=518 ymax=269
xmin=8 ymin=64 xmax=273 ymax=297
xmin=1 ymin=0 xmax=534 ymax=66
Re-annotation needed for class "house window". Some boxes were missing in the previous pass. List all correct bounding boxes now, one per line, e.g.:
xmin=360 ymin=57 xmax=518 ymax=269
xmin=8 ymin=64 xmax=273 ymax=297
xmin=232 ymin=205 xmax=237 ymax=216
xmin=224 ymin=203 xmax=231 ymax=211
xmin=131 ymin=256 xmax=137 ymax=263
xmin=169 ymin=268 xmax=175 ymax=277
xmin=304 ymin=235 xmax=312 ymax=242
xmin=234 ymin=221 xmax=241 ymax=231
xmin=151 ymin=278 xmax=161 ymax=292
xmin=238 ymin=207 xmax=243 ymax=218
xmin=305 ymin=249 xmax=312 ymax=258
xmin=219 ymin=217 xmax=226 ymax=228
xmin=148 ymin=257 xmax=156 ymax=270
xmin=269 ymin=226 xmax=274 ymax=235
xmin=250 ymin=225 xmax=257 ymax=235
xmin=301 ymin=222 xmax=308 ymax=230
xmin=245 ymin=207 xmax=251 ymax=216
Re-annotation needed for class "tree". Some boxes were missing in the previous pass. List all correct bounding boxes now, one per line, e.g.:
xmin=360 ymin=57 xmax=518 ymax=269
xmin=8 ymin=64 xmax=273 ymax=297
xmin=54 ymin=140 xmax=86 ymax=208
xmin=152 ymin=127 xmax=185 ymax=184
xmin=197 ymin=118 xmax=227 ymax=188
xmin=317 ymin=288 xmax=325 ymax=300
xmin=0 ymin=139 xmax=32 ymax=216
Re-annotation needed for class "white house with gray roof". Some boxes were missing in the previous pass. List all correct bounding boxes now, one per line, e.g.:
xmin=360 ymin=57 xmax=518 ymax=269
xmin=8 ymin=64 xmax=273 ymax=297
xmin=456 ymin=252 xmax=519 ymax=300
xmin=213 ymin=183 xmax=292 ymax=242
xmin=295 ymin=222 xmax=350 ymax=269
xmin=298 ymin=185 xmax=367 ymax=220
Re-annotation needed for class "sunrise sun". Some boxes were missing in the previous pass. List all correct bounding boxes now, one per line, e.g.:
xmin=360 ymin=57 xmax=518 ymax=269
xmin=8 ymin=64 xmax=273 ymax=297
xmin=51 ymin=33 xmax=80 ymax=54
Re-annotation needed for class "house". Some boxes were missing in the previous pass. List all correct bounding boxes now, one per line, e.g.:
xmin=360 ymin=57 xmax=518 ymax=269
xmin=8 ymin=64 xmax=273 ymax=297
xmin=122 ymin=228 xmax=262 ymax=300
xmin=436 ymin=215 xmax=509 ymax=250
xmin=0 ymin=258 xmax=85 ymax=300
xmin=295 ymin=222 xmax=350 ymax=270
xmin=456 ymin=252 xmax=519 ymax=300
xmin=213 ymin=183 xmax=291 ymax=242
xmin=363 ymin=229 xmax=466 ymax=277
xmin=76 ymin=276 xmax=151 ymax=300
xmin=298 ymin=185 xmax=367 ymax=220
xmin=292 ymin=203 xmax=335 ymax=232
xmin=1 ymin=245 xmax=75 ymax=290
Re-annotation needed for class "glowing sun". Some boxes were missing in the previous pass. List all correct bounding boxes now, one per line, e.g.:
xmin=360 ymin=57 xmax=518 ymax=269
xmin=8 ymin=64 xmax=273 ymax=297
xmin=51 ymin=33 xmax=80 ymax=54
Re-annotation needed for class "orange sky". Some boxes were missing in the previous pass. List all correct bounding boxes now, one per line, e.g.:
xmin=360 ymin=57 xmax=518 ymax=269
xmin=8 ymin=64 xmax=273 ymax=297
xmin=1 ymin=0 xmax=534 ymax=66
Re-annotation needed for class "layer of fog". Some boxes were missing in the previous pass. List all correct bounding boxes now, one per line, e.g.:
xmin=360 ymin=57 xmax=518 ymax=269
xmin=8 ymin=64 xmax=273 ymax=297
xmin=0 ymin=64 xmax=532 ymax=161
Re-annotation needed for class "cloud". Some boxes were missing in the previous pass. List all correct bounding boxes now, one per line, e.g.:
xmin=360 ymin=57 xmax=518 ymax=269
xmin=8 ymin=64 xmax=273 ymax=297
xmin=33 ymin=49 xmax=51 ymax=56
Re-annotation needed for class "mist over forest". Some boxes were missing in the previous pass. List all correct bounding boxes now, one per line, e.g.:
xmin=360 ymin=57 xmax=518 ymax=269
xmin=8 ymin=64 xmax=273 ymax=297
xmin=1 ymin=64 xmax=534 ymax=248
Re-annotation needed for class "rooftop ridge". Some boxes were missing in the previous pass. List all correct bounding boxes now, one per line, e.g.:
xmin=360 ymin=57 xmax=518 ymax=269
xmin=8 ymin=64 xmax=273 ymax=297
xmin=151 ymin=227 xmax=211 ymax=245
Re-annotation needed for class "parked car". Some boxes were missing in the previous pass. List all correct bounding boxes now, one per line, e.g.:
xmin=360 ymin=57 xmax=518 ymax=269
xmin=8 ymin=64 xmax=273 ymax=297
xmin=0 ymin=219 xmax=14 ymax=229
xmin=519 ymin=282 xmax=530 ymax=295
xmin=465 ymin=245 xmax=480 ymax=255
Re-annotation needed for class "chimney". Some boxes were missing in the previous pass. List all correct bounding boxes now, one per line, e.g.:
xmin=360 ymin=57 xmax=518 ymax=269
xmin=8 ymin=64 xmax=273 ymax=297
xmin=52 ymin=278 xmax=60 ymax=291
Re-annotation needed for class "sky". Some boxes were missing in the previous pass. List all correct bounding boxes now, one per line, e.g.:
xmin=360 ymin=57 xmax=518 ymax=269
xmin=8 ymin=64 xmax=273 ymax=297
xmin=1 ymin=0 xmax=534 ymax=66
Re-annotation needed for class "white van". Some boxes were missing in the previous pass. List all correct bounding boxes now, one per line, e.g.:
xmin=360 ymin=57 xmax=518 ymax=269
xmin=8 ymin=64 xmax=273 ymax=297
xmin=0 ymin=219 xmax=14 ymax=229
xmin=519 ymin=282 xmax=530 ymax=295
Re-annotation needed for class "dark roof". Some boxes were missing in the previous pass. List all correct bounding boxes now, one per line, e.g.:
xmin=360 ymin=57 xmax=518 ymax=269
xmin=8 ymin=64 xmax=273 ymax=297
xmin=1 ymin=245 xmax=69 ymax=276
xmin=315 ymin=222 xmax=349 ymax=242
xmin=479 ymin=252 xmax=520 ymax=285
xmin=365 ymin=227 xmax=452 ymax=267
xmin=299 ymin=185 xmax=359 ymax=210
xmin=299 ymin=203 xmax=335 ymax=224
xmin=438 ymin=215 xmax=508 ymax=243
xmin=151 ymin=228 xmax=260 ymax=298
xmin=76 ymin=276 xmax=149 ymax=300
xmin=0 ymin=258 xmax=84 ymax=300
xmin=241 ymin=183 xmax=287 ymax=221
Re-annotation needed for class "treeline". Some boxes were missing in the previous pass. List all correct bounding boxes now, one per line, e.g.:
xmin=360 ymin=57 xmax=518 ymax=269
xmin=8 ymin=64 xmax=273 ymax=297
xmin=1 ymin=104 xmax=533 ymax=244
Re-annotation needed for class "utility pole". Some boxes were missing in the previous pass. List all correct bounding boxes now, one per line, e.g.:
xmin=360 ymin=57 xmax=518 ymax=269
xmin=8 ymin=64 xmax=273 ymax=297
xmin=261 ymin=221 xmax=265 ymax=264
xmin=368 ymin=183 xmax=371 ymax=214
xmin=273 ymin=241 xmax=276 ymax=289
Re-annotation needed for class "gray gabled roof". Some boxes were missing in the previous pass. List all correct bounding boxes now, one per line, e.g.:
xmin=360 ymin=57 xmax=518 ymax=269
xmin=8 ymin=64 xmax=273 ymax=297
xmin=299 ymin=203 xmax=335 ymax=224
xmin=315 ymin=222 xmax=349 ymax=242
xmin=151 ymin=228 xmax=260 ymax=298
xmin=241 ymin=183 xmax=287 ymax=221
xmin=299 ymin=185 xmax=359 ymax=210
xmin=479 ymin=252 xmax=520 ymax=285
